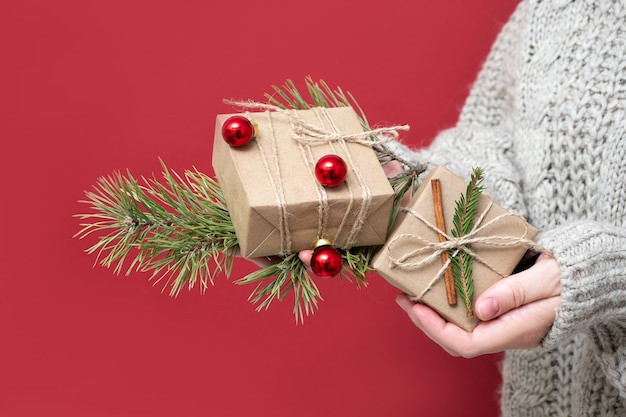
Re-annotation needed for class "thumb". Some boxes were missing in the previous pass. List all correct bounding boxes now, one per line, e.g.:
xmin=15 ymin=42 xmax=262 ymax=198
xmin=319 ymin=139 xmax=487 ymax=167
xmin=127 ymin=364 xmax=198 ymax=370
xmin=475 ymin=254 xmax=560 ymax=321
xmin=298 ymin=250 xmax=312 ymax=268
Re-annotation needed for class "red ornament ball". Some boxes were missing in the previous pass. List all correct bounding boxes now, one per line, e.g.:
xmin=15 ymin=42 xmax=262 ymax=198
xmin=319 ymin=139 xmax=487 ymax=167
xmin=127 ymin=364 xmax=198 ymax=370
xmin=310 ymin=242 xmax=343 ymax=278
xmin=221 ymin=115 xmax=257 ymax=147
xmin=315 ymin=154 xmax=347 ymax=187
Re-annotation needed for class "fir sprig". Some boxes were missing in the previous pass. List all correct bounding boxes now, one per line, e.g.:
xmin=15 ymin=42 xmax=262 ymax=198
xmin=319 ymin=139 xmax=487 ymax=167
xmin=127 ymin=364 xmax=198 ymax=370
xmin=267 ymin=76 xmax=426 ymax=232
xmin=76 ymin=77 xmax=425 ymax=321
xmin=449 ymin=167 xmax=484 ymax=317
xmin=235 ymin=253 xmax=316 ymax=323
xmin=254 ymin=77 xmax=424 ymax=311
xmin=75 ymin=160 xmax=238 ymax=295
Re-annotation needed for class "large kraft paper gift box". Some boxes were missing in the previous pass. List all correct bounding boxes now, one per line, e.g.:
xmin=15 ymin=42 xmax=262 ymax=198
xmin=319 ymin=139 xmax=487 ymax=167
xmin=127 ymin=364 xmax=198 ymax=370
xmin=212 ymin=106 xmax=395 ymax=258
xmin=372 ymin=165 xmax=538 ymax=331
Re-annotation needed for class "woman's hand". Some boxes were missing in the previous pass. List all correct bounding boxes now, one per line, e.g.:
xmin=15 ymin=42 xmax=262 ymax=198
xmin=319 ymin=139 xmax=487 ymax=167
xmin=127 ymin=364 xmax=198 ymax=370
xmin=396 ymin=253 xmax=561 ymax=357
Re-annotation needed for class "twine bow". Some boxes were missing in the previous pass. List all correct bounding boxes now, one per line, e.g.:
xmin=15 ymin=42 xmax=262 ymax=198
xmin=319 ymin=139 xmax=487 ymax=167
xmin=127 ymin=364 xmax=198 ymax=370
xmin=222 ymin=98 xmax=410 ymax=254
xmin=386 ymin=202 xmax=549 ymax=301
xmin=223 ymin=99 xmax=410 ymax=147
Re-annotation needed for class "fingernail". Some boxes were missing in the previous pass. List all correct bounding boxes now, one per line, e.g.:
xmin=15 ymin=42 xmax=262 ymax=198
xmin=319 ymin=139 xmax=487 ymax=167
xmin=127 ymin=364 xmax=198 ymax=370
xmin=395 ymin=295 xmax=409 ymax=313
xmin=478 ymin=297 xmax=499 ymax=320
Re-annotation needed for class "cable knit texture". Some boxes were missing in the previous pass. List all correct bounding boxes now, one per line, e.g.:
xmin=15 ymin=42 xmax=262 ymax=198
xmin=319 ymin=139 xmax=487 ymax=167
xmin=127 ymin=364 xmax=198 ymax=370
xmin=389 ymin=0 xmax=626 ymax=415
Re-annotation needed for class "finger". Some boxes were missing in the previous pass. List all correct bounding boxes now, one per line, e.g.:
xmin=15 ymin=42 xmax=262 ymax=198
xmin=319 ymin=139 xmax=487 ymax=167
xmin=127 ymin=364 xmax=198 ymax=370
xmin=248 ymin=250 xmax=314 ymax=270
xmin=244 ymin=255 xmax=281 ymax=268
xmin=475 ymin=253 xmax=560 ymax=321
xmin=397 ymin=293 xmax=560 ymax=357
xmin=395 ymin=294 xmax=436 ymax=333
xmin=464 ymin=296 xmax=560 ymax=355
xmin=383 ymin=160 xmax=404 ymax=178
xmin=298 ymin=250 xmax=312 ymax=268
xmin=396 ymin=294 xmax=472 ymax=356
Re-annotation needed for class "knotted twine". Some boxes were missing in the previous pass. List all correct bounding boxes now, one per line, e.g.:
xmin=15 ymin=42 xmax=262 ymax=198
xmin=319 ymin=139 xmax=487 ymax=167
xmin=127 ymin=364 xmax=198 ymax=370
xmin=224 ymin=99 xmax=409 ymax=255
xmin=386 ymin=201 xmax=551 ymax=302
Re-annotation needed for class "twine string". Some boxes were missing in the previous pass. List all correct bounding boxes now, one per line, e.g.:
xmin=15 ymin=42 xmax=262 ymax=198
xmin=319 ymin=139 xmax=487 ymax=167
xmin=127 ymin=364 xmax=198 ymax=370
xmin=225 ymin=99 xmax=408 ymax=251
xmin=291 ymin=118 xmax=409 ymax=146
xmin=312 ymin=108 xmax=352 ymax=243
xmin=291 ymin=109 xmax=330 ymax=240
xmin=386 ymin=203 xmax=549 ymax=301
xmin=251 ymin=111 xmax=292 ymax=255
xmin=317 ymin=107 xmax=373 ymax=247
xmin=224 ymin=99 xmax=410 ymax=147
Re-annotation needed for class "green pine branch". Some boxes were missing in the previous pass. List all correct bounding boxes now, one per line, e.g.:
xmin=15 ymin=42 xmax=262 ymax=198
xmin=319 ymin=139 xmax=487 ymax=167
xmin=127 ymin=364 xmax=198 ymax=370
xmin=75 ymin=160 xmax=238 ymax=295
xmin=257 ymin=77 xmax=424 ymax=310
xmin=449 ymin=167 xmax=484 ymax=318
xmin=267 ymin=76 xmax=426 ymax=232
xmin=76 ymin=77 xmax=426 ymax=322
xmin=235 ymin=253 xmax=317 ymax=323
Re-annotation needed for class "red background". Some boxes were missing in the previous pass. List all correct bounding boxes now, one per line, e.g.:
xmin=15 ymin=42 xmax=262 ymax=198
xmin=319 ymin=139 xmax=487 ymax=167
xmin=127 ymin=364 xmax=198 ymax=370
xmin=1 ymin=1 xmax=520 ymax=416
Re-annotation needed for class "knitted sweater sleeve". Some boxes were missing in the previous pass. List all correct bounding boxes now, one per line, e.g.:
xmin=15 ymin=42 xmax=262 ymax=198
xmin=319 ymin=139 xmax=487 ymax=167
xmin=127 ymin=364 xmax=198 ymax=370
xmin=394 ymin=136 xmax=626 ymax=400
xmin=392 ymin=122 xmax=626 ymax=403
xmin=389 ymin=1 xmax=626 ymax=398
xmin=538 ymin=221 xmax=626 ymax=398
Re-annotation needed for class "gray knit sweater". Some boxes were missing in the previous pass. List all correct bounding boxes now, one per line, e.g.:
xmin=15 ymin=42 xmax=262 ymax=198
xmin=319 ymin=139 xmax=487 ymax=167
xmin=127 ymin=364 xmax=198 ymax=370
xmin=391 ymin=0 xmax=626 ymax=415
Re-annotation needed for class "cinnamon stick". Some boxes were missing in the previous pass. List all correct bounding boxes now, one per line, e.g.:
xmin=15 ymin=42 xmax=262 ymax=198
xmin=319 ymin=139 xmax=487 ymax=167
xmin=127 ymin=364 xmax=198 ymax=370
xmin=431 ymin=179 xmax=457 ymax=305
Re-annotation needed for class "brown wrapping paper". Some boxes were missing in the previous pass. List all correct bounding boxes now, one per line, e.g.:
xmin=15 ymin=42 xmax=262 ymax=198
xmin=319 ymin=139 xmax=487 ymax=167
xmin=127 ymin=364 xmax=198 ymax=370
xmin=372 ymin=165 xmax=538 ymax=331
xmin=212 ymin=106 xmax=394 ymax=258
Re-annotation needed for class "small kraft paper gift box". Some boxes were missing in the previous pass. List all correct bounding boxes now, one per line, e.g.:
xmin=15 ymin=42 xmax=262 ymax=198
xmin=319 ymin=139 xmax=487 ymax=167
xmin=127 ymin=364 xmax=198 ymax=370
xmin=372 ymin=165 xmax=539 ymax=331
xmin=212 ymin=105 xmax=395 ymax=258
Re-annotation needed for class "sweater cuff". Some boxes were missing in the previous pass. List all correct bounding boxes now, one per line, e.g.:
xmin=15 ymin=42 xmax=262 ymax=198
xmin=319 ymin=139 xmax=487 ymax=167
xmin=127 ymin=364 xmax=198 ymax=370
xmin=539 ymin=221 xmax=626 ymax=350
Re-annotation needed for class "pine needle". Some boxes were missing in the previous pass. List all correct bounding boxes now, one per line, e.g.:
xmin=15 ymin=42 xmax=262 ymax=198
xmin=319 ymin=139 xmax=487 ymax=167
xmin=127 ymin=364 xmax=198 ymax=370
xmin=449 ymin=167 xmax=484 ymax=317
xmin=76 ymin=77 xmax=428 ymax=322
xmin=267 ymin=77 xmax=425 ymax=231
xmin=258 ymin=77 xmax=425 ymax=317
xmin=75 ymin=160 xmax=238 ymax=296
